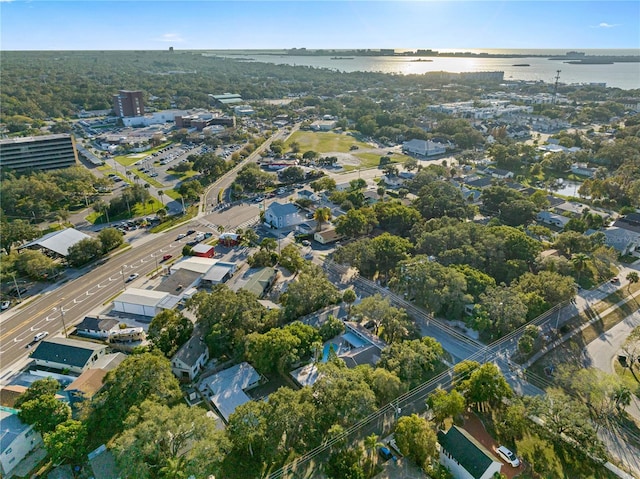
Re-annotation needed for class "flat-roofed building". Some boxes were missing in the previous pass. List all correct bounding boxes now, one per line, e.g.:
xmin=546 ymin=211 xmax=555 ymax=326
xmin=112 ymin=288 xmax=181 ymax=318
xmin=0 ymin=134 xmax=79 ymax=173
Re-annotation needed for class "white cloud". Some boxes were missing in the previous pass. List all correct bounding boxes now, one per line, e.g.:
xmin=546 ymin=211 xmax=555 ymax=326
xmin=155 ymin=33 xmax=185 ymax=43
xmin=592 ymin=22 xmax=620 ymax=28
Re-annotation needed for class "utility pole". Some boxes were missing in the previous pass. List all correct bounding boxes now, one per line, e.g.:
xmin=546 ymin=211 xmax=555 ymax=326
xmin=553 ymin=70 xmax=561 ymax=104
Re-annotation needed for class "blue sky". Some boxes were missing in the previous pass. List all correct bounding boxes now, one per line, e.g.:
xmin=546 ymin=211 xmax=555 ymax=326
xmin=1 ymin=1 xmax=638 ymax=50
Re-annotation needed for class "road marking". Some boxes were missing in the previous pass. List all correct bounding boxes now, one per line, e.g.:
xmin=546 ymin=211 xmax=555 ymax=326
xmin=0 ymin=299 xmax=63 ymax=342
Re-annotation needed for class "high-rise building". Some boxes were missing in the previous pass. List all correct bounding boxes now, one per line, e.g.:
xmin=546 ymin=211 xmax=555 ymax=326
xmin=0 ymin=134 xmax=79 ymax=173
xmin=113 ymin=90 xmax=144 ymax=117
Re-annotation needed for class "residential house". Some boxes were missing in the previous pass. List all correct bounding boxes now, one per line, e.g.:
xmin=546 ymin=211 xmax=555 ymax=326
xmin=74 ymin=316 xmax=121 ymax=340
xmin=201 ymin=362 xmax=261 ymax=422
xmin=536 ymin=211 xmax=570 ymax=229
xmin=30 ymin=337 xmax=108 ymax=374
xmin=0 ymin=409 xmax=43 ymax=477
xmin=171 ymin=335 xmax=209 ymax=381
xmin=437 ymin=426 xmax=503 ymax=479
xmin=298 ymin=189 xmax=320 ymax=203
xmin=592 ymin=214 xmax=640 ymax=255
xmin=240 ymin=267 xmax=278 ymax=298
xmin=570 ymin=163 xmax=597 ymax=178
xmin=64 ymin=368 xmax=108 ymax=406
xmin=314 ymin=227 xmax=342 ymax=245
xmin=264 ymin=202 xmax=305 ymax=229
xmin=402 ymin=139 xmax=447 ymax=157
xmin=484 ymin=167 xmax=514 ymax=179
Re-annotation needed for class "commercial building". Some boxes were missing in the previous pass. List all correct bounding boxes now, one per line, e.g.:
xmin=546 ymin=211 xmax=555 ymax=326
xmin=19 ymin=227 xmax=92 ymax=259
xmin=402 ymin=139 xmax=447 ymax=157
xmin=113 ymin=90 xmax=144 ymax=118
xmin=112 ymin=288 xmax=181 ymax=318
xmin=0 ymin=134 xmax=79 ymax=173
xmin=174 ymin=113 xmax=236 ymax=130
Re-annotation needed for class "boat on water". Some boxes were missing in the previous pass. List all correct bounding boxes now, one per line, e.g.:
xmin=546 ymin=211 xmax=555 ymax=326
xmin=412 ymin=58 xmax=433 ymax=62
xmin=512 ymin=63 xmax=530 ymax=67
xmin=331 ymin=56 xmax=355 ymax=60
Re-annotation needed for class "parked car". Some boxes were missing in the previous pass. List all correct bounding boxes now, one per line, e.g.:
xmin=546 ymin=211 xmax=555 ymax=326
xmin=126 ymin=273 xmax=139 ymax=283
xmin=186 ymin=230 xmax=196 ymax=235
xmin=33 ymin=331 xmax=49 ymax=342
xmin=1 ymin=300 xmax=10 ymax=311
xmin=496 ymin=446 xmax=520 ymax=467
xmin=204 ymin=232 xmax=213 ymax=239
xmin=301 ymin=240 xmax=311 ymax=246
xmin=161 ymin=254 xmax=173 ymax=262
xmin=611 ymin=277 xmax=620 ymax=284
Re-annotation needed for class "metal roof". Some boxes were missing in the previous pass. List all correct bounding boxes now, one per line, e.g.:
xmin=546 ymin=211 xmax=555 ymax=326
xmin=115 ymin=288 xmax=171 ymax=307
xmin=205 ymin=362 xmax=259 ymax=422
xmin=20 ymin=228 xmax=92 ymax=257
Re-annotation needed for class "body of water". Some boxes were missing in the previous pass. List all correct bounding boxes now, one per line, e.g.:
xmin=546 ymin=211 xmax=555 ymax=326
xmin=214 ymin=49 xmax=640 ymax=90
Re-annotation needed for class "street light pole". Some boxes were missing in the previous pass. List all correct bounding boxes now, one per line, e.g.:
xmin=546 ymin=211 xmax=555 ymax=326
xmin=11 ymin=273 xmax=22 ymax=303
xmin=54 ymin=307 xmax=68 ymax=337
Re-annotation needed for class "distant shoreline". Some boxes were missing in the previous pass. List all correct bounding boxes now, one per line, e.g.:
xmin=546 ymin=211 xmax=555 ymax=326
xmin=220 ymin=49 xmax=640 ymax=63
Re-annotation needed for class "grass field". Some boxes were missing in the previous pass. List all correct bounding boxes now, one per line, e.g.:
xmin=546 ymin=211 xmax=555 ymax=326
xmin=286 ymin=131 xmax=370 ymax=153
xmin=85 ymin=198 xmax=164 ymax=224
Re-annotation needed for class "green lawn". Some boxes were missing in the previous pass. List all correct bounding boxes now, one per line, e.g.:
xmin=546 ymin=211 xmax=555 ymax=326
xmin=85 ymin=199 xmax=164 ymax=224
xmin=286 ymin=131 xmax=370 ymax=153
xmin=132 ymin=169 xmax=164 ymax=188
xmin=167 ymin=169 xmax=199 ymax=181
xmin=149 ymin=206 xmax=198 ymax=233
xmin=113 ymin=142 xmax=173 ymax=167
xmin=163 ymin=189 xmax=182 ymax=200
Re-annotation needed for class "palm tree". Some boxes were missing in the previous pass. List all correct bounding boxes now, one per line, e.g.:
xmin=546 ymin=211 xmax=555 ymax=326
xmin=627 ymin=271 xmax=639 ymax=294
xmin=364 ymin=433 xmax=383 ymax=476
xmin=313 ymin=207 xmax=332 ymax=232
xmin=158 ymin=190 xmax=165 ymax=206
xmin=377 ymin=186 xmax=386 ymax=200
xmin=571 ymin=253 xmax=589 ymax=282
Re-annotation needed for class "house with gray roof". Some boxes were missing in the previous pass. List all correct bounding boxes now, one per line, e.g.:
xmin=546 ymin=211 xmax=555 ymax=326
xmin=171 ymin=335 xmax=209 ymax=381
xmin=75 ymin=316 xmax=121 ymax=340
xmin=30 ymin=337 xmax=107 ymax=374
xmin=437 ymin=426 xmax=502 ymax=479
xmin=0 ymin=408 xmax=43 ymax=477
xmin=264 ymin=201 xmax=305 ymax=228
xmin=19 ymin=227 xmax=92 ymax=258
xmin=536 ymin=211 xmax=570 ymax=229
xmin=201 ymin=362 xmax=261 ymax=422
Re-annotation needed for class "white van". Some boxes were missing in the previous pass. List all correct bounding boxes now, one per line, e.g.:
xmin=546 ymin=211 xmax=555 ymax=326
xmin=34 ymin=331 xmax=49 ymax=342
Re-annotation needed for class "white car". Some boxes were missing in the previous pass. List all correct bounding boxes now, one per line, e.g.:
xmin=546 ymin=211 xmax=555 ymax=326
xmin=176 ymin=233 xmax=187 ymax=240
xmin=126 ymin=273 xmax=139 ymax=283
xmin=496 ymin=445 xmax=520 ymax=467
xmin=34 ymin=331 xmax=49 ymax=342
xmin=1 ymin=300 xmax=10 ymax=310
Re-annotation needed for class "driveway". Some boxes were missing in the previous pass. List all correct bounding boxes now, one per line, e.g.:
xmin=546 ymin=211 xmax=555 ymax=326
xmin=462 ymin=413 xmax=523 ymax=479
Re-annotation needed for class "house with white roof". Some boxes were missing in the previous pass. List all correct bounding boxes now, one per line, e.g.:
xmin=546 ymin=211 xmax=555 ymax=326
xmin=264 ymin=202 xmax=305 ymax=229
xmin=202 ymin=362 xmax=261 ymax=422
xmin=0 ymin=408 xmax=43 ymax=477
xmin=536 ymin=211 xmax=570 ymax=229
xmin=112 ymin=288 xmax=180 ymax=318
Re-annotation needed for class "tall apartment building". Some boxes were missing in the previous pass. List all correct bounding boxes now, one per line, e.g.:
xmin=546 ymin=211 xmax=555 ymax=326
xmin=113 ymin=90 xmax=144 ymax=117
xmin=0 ymin=134 xmax=79 ymax=173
